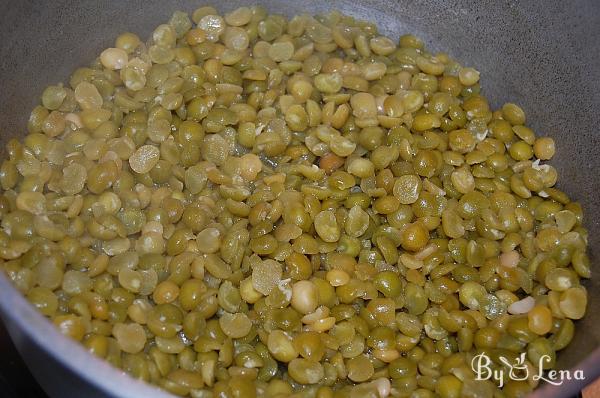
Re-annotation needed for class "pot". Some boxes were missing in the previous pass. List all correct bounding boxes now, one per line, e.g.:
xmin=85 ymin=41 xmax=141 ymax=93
xmin=0 ymin=1 xmax=598 ymax=397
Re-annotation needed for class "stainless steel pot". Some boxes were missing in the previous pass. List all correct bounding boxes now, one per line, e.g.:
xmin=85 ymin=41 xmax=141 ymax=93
xmin=0 ymin=1 xmax=598 ymax=397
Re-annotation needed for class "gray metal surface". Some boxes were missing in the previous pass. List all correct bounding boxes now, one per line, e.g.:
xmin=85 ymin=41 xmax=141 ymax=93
xmin=0 ymin=0 xmax=598 ymax=397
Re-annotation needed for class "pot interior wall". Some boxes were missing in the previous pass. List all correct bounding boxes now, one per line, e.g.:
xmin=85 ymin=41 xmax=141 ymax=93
xmin=0 ymin=0 xmax=599 ymax=392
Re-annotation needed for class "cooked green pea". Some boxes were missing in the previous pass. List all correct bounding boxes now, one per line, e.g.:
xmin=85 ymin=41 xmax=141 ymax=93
xmin=374 ymin=271 xmax=402 ymax=297
xmin=502 ymin=103 xmax=526 ymax=125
